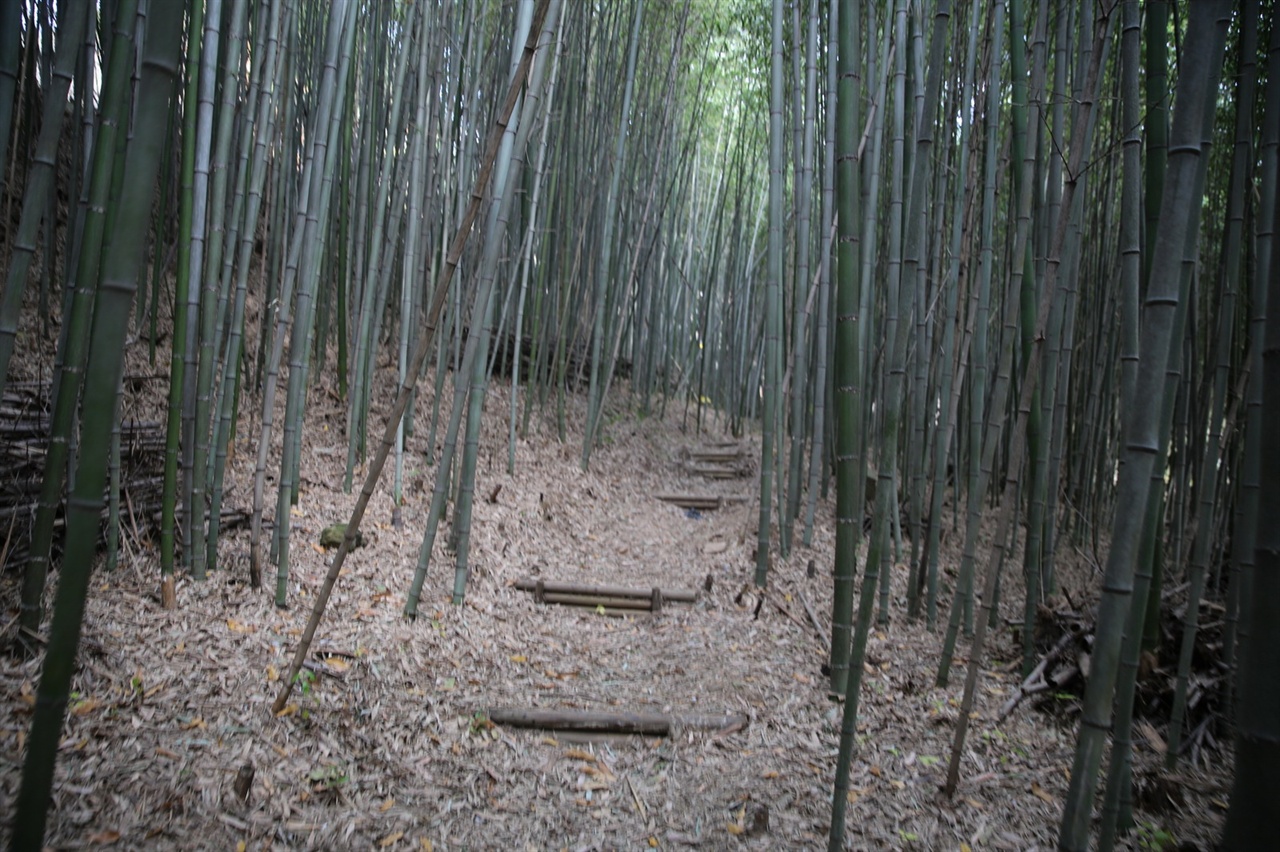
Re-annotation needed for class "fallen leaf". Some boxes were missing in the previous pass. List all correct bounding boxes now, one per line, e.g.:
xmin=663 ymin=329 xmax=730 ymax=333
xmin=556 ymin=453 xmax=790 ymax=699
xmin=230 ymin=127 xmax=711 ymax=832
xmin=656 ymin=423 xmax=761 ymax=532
xmin=275 ymin=703 xmax=299 ymax=718
xmin=726 ymin=823 xmax=744 ymax=836
xmin=509 ymin=654 xmax=527 ymax=663
xmin=88 ymin=829 xmax=121 ymax=843
xmin=379 ymin=831 xmax=404 ymax=847
xmin=380 ymin=797 xmax=395 ymax=812
xmin=1031 ymin=781 xmax=1056 ymax=804
xmin=227 ymin=618 xmax=255 ymax=634
xmin=761 ymin=770 xmax=780 ymax=779
xmin=420 ymin=840 xmax=433 ymax=851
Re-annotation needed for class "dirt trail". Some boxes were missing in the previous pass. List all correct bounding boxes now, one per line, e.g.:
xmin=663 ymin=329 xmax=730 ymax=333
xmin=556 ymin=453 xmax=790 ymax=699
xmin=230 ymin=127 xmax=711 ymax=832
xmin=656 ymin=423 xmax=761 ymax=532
xmin=0 ymin=377 xmax=1228 ymax=850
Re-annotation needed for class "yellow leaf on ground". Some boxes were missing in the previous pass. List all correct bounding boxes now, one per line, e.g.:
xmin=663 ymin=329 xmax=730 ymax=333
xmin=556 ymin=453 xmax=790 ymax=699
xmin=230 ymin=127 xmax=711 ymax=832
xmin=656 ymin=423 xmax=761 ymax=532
xmin=419 ymin=840 xmax=433 ymax=851
xmin=510 ymin=654 xmax=527 ymax=663
xmin=379 ymin=831 xmax=404 ymax=847
xmin=88 ymin=829 xmax=121 ymax=844
xmin=565 ymin=748 xmax=595 ymax=762
xmin=380 ymin=797 xmax=395 ymax=812
xmin=266 ymin=665 xmax=279 ymax=682
xmin=761 ymin=770 xmax=780 ymax=779
xmin=275 ymin=703 xmax=299 ymax=718
xmin=726 ymin=823 xmax=744 ymax=836
xmin=227 ymin=618 xmax=255 ymax=633
xmin=236 ymin=842 xmax=247 ymax=852
xmin=1030 ymin=781 xmax=1056 ymax=804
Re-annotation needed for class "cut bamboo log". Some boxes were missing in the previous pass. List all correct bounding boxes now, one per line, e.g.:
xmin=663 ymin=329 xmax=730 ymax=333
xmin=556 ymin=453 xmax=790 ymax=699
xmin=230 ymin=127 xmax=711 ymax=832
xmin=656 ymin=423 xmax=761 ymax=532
xmin=688 ymin=448 xmax=744 ymax=462
xmin=683 ymin=462 xmax=749 ymax=479
xmin=654 ymin=493 xmax=748 ymax=510
xmin=486 ymin=706 xmax=749 ymax=736
xmin=514 ymin=578 xmax=698 ymax=602
xmin=541 ymin=592 xmax=653 ymax=610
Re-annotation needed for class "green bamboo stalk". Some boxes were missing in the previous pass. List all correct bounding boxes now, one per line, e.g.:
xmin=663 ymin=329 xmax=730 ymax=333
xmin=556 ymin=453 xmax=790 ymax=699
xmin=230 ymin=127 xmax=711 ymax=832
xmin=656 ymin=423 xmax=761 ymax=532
xmin=754 ymin=0 xmax=784 ymax=589
xmin=19 ymin=0 xmax=138 ymax=638
xmin=1058 ymin=4 xmax=1231 ymax=845
xmin=0 ymin=0 xmax=89 ymax=396
xmin=0 ymin=0 xmax=19 ymax=195
xmin=273 ymin=0 xmax=357 ymax=605
xmin=942 ymin=0 xmax=1115 ymax=796
xmin=9 ymin=1 xmax=183 ymax=844
xmin=827 ymin=0 xmax=865 ymax=841
xmin=1221 ymin=113 xmax=1280 ymax=847
xmin=582 ymin=0 xmax=645 ymax=468
xmin=273 ymin=0 xmax=554 ymax=714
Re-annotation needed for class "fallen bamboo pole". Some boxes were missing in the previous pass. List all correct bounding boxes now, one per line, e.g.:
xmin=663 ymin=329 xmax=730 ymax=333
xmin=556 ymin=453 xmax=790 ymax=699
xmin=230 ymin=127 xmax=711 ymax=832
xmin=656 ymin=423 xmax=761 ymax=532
xmin=487 ymin=706 xmax=749 ymax=736
xmin=514 ymin=578 xmax=698 ymax=603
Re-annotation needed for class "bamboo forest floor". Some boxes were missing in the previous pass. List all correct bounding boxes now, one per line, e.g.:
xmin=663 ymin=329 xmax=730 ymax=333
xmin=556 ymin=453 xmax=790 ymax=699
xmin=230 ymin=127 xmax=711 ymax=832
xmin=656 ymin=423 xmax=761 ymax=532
xmin=1 ymin=362 xmax=1233 ymax=850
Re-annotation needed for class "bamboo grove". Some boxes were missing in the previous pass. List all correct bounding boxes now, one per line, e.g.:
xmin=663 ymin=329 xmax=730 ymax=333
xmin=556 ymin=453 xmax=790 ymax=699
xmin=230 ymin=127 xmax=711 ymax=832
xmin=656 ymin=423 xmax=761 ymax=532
xmin=0 ymin=0 xmax=1277 ymax=848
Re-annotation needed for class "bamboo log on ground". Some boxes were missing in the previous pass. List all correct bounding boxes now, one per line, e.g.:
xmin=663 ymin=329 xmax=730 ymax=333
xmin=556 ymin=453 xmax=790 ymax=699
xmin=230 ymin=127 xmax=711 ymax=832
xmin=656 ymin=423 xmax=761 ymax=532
xmin=487 ymin=706 xmax=749 ymax=736
xmin=514 ymin=578 xmax=698 ymax=602
xmin=654 ymin=493 xmax=748 ymax=510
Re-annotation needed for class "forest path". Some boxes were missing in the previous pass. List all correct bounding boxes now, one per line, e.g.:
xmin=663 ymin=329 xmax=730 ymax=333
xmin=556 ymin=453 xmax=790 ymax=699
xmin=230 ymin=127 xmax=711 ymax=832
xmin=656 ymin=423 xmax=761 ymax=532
xmin=0 ymin=378 xmax=1228 ymax=850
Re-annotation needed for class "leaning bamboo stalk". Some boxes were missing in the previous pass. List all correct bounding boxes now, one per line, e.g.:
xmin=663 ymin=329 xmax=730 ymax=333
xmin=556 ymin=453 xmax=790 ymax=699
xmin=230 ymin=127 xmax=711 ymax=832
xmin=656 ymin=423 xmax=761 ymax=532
xmin=272 ymin=0 xmax=554 ymax=716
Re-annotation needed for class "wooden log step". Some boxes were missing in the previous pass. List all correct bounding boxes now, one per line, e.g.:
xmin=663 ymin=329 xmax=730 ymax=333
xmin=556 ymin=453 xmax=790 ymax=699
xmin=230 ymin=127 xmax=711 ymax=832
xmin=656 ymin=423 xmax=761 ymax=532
xmin=514 ymin=578 xmax=698 ymax=603
xmin=684 ymin=462 xmax=747 ymax=479
xmin=540 ymin=592 xmax=655 ymax=610
xmin=654 ymin=493 xmax=748 ymax=510
xmin=688 ymin=448 xmax=745 ymax=462
xmin=486 ymin=706 xmax=749 ymax=736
